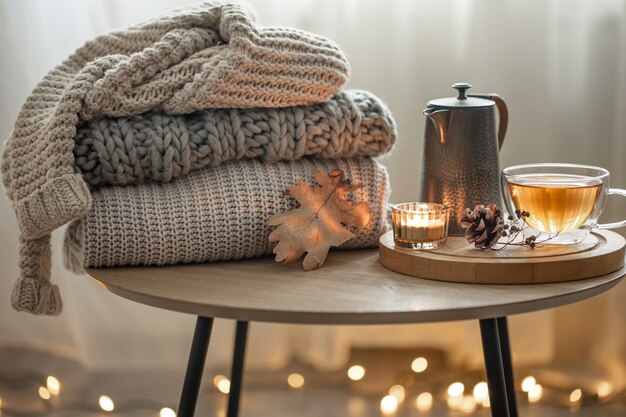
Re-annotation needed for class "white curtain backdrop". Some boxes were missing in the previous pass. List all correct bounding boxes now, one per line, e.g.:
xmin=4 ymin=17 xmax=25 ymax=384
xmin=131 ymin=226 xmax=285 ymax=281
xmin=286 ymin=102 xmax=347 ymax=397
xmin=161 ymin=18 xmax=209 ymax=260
xmin=1 ymin=0 xmax=625 ymax=387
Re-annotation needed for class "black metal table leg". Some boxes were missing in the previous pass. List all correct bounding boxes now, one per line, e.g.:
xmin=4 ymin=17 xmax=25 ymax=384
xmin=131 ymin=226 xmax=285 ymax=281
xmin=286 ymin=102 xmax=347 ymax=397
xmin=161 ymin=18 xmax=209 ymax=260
xmin=178 ymin=316 xmax=214 ymax=417
xmin=497 ymin=317 xmax=519 ymax=417
xmin=227 ymin=321 xmax=249 ymax=417
xmin=480 ymin=318 xmax=510 ymax=417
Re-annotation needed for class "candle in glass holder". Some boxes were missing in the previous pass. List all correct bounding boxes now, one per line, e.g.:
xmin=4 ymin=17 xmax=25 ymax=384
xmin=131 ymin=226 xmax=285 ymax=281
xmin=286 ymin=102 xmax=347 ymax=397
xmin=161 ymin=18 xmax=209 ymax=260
xmin=392 ymin=203 xmax=449 ymax=249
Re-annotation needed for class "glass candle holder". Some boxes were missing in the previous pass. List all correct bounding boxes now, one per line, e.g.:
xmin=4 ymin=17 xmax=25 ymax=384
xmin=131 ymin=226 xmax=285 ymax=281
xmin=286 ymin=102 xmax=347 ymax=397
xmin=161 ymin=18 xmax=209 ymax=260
xmin=391 ymin=203 xmax=450 ymax=249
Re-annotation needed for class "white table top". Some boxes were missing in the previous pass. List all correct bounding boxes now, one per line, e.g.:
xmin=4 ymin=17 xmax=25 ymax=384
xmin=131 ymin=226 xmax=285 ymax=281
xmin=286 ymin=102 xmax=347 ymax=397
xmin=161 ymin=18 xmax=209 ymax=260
xmin=85 ymin=249 xmax=625 ymax=325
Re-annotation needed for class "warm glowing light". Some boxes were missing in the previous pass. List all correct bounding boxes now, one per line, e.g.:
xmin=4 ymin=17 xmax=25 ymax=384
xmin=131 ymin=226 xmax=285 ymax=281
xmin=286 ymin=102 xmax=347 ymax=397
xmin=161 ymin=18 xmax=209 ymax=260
xmin=38 ymin=386 xmax=51 ymax=400
xmin=347 ymin=365 xmax=366 ymax=381
xmin=46 ymin=376 xmax=60 ymax=396
xmin=411 ymin=357 xmax=428 ymax=373
xmin=287 ymin=373 xmax=305 ymax=389
xmin=217 ymin=379 xmax=231 ymax=394
xmin=447 ymin=395 xmax=463 ymax=410
xmin=473 ymin=381 xmax=488 ymax=403
xmin=521 ymin=376 xmax=536 ymax=392
xmin=460 ymin=395 xmax=477 ymax=414
xmin=380 ymin=395 xmax=398 ymax=415
xmin=99 ymin=395 xmax=115 ymax=412
xmin=528 ymin=384 xmax=542 ymax=403
xmin=597 ymin=381 xmax=613 ymax=399
xmin=415 ymin=392 xmax=433 ymax=412
xmin=213 ymin=375 xmax=228 ymax=387
xmin=160 ymin=407 xmax=176 ymax=417
xmin=213 ymin=375 xmax=231 ymax=394
xmin=570 ymin=388 xmax=582 ymax=403
xmin=389 ymin=385 xmax=405 ymax=403
xmin=447 ymin=382 xmax=465 ymax=397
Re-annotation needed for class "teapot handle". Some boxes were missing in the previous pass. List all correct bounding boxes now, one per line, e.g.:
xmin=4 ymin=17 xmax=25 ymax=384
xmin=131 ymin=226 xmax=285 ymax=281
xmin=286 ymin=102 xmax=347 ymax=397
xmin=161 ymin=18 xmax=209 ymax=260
xmin=468 ymin=93 xmax=508 ymax=150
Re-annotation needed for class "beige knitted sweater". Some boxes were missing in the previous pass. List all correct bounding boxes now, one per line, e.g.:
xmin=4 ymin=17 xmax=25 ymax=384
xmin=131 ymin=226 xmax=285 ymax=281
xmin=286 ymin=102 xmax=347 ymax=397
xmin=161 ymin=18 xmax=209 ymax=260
xmin=64 ymin=158 xmax=389 ymax=271
xmin=1 ymin=2 xmax=349 ymax=315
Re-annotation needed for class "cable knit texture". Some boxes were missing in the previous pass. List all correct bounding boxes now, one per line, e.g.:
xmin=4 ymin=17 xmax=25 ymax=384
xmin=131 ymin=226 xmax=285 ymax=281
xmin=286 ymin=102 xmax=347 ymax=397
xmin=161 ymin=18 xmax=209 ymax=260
xmin=1 ymin=2 xmax=350 ymax=315
xmin=75 ymin=90 xmax=395 ymax=187
xmin=64 ymin=158 xmax=390 ymax=270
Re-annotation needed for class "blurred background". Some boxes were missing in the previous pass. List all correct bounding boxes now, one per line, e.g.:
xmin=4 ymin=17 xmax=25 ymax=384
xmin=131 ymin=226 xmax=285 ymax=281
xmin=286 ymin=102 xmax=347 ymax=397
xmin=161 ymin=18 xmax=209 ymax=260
xmin=0 ymin=0 xmax=625 ymax=416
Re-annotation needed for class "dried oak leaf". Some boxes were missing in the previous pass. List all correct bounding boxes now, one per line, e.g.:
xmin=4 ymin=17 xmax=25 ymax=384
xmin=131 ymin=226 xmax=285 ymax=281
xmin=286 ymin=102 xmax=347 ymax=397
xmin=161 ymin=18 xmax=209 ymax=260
xmin=268 ymin=169 xmax=372 ymax=271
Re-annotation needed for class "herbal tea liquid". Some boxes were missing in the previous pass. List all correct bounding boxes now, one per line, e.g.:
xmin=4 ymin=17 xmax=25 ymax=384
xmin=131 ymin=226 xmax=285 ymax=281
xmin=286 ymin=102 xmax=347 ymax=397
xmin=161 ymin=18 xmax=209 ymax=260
xmin=507 ymin=174 xmax=602 ymax=233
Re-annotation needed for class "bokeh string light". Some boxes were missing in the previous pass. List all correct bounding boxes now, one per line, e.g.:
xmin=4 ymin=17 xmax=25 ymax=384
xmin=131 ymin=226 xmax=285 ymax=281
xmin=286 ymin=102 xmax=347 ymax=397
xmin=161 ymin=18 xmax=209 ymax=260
xmin=447 ymin=382 xmax=465 ymax=397
xmin=597 ymin=381 xmax=613 ymax=399
xmin=446 ymin=382 xmax=464 ymax=410
xmin=388 ymin=385 xmax=405 ymax=403
xmin=411 ymin=357 xmax=428 ymax=373
xmin=287 ymin=373 xmax=305 ymax=389
xmin=415 ymin=392 xmax=433 ymax=412
xmin=472 ymin=381 xmax=489 ymax=406
xmin=528 ymin=384 xmax=543 ymax=403
xmin=570 ymin=388 xmax=583 ymax=404
xmin=347 ymin=365 xmax=366 ymax=381
xmin=159 ymin=407 xmax=176 ymax=417
xmin=459 ymin=395 xmax=477 ymax=413
xmin=0 ymin=372 xmax=179 ymax=417
xmin=521 ymin=375 xmax=536 ymax=392
xmin=0 ymin=359 xmax=625 ymax=417
xmin=98 ymin=395 xmax=115 ymax=412
xmin=45 ymin=376 xmax=60 ymax=396
xmin=380 ymin=395 xmax=398 ymax=415
xmin=37 ymin=387 xmax=51 ymax=401
xmin=213 ymin=374 xmax=231 ymax=394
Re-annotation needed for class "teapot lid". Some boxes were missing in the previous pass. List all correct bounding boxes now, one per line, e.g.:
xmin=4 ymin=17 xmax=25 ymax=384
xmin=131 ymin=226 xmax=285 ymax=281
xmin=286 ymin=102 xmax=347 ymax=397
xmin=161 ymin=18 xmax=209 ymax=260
xmin=427 ymin=83 xmax=494 ymax=108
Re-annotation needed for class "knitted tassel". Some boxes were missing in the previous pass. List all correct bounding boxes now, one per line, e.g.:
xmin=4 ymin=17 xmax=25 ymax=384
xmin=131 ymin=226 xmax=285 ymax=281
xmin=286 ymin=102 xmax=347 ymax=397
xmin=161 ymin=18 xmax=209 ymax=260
xmin=10 ymin=235 xmax=62 ymax=315
xmin=11 ymin=278 xmax=62 ymax=316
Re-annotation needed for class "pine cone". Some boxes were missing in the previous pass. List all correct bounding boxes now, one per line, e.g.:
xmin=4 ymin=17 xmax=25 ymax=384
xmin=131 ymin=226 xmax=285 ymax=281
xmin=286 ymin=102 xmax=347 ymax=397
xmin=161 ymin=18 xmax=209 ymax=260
xmin=461 ymin=204 xmax=504 ymax=249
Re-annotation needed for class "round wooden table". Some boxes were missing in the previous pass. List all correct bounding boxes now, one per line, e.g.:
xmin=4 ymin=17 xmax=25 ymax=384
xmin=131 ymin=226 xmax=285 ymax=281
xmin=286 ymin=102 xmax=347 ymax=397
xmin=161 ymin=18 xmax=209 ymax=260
xmin=86 ymin=249 xmax=626 ymax=417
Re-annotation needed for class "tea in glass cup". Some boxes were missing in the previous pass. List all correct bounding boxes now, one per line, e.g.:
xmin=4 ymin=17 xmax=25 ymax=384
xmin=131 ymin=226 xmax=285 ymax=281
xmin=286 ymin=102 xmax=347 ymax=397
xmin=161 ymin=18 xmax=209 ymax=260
xmin=501 ymin=163 xmax=626 ymax=244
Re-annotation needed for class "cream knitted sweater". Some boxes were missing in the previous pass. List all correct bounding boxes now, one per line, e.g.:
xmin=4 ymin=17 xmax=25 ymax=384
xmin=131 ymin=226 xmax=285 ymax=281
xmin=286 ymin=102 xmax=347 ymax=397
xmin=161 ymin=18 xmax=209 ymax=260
xmin=64 ymin=157 xmax=389 ymax=271
xmin=1 ymin=2 xmax=350 ymax=315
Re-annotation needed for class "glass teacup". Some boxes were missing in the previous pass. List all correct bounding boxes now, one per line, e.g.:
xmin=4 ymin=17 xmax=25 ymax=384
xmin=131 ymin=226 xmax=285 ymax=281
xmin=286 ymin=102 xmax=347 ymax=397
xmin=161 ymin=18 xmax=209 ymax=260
xmin=501 ymin=163 xmax=626 ymax=244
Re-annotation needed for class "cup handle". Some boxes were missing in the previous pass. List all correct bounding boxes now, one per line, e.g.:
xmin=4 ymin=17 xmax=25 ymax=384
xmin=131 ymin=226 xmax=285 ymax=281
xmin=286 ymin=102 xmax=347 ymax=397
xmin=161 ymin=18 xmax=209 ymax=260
xmin=597 ymin=188 xmax=626 ymax=230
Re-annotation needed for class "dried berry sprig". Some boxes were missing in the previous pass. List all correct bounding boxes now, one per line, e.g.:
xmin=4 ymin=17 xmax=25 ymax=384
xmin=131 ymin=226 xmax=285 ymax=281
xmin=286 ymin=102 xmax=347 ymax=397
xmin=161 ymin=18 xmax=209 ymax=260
xmin=494 ymin=208 xmax=560 ymax=250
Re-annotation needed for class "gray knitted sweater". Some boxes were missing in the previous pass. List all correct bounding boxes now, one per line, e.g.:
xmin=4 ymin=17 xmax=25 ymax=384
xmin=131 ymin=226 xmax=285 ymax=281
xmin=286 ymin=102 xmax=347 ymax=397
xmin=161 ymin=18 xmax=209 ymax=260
xmin=75 ymin=90 xmax=395 ymax=187
xmin=1 ymin=2 xmax=350 ymax=315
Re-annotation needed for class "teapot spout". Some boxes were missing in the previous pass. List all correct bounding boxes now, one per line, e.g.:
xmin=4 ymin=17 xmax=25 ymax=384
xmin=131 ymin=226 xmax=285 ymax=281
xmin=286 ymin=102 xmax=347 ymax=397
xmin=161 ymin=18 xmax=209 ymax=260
xmin=423 ymin=108 xmax=450 ymax=144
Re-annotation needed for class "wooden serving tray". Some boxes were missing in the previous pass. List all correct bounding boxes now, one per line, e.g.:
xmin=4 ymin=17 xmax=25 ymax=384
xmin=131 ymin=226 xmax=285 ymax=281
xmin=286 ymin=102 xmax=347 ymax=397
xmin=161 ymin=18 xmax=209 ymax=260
xmin=378 ymin=230 xmax=625 ymax=284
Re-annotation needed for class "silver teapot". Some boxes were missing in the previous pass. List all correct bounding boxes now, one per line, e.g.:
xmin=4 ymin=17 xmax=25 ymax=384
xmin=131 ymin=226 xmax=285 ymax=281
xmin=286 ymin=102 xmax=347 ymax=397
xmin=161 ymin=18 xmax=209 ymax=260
xmin=419 ymin=83 xmax=508 ymax=236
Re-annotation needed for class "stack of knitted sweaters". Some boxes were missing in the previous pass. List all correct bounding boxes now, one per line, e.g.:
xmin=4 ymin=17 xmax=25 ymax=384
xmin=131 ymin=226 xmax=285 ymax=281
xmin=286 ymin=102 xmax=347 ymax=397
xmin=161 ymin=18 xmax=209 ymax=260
xmin=2 ymin=2 xmax=396 ymax=316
